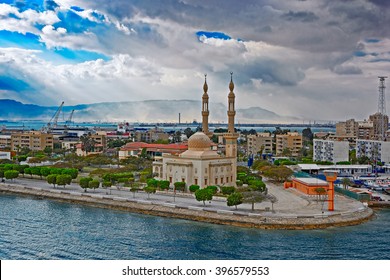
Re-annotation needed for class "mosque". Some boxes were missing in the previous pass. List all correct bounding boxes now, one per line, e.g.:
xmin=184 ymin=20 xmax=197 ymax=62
xmin=153 ymin=74 xmax=238 ymax=188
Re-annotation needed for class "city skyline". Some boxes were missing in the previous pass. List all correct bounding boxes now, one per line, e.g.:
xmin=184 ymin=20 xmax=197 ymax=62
xmin=0 ymin=0 xmax=390 ymax=121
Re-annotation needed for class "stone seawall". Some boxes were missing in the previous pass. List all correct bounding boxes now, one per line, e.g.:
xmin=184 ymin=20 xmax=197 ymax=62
xmin=0 ymin=184 xmax=374 ymax=230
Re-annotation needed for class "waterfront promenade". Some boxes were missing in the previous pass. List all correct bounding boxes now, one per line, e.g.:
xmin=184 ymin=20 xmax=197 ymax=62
xmin=0 ymin=178 xmax=373 ymax=229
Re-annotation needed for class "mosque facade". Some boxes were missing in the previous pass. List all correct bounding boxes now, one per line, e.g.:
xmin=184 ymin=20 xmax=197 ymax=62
xmin=153 ymin=74 xmax=238 ymax=188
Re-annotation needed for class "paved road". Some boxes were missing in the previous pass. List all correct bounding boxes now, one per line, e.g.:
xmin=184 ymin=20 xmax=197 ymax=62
xmin=2 ymin=177 xmax=366 ymax=217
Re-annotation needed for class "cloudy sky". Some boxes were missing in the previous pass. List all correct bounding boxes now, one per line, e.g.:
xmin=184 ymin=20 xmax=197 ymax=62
xmin=0 ymin=0 xmax=389 ymax=122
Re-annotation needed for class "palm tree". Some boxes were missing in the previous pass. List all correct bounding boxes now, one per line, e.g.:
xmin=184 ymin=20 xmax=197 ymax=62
xmin=80 ymin=133 xmax=96 ymax=155
xmin=340 ymin=177 xmax=352 ymax=189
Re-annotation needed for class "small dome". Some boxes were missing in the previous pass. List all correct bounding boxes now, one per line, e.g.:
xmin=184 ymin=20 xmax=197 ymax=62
xmin=188 ymin=132 xmax=211 ymax=150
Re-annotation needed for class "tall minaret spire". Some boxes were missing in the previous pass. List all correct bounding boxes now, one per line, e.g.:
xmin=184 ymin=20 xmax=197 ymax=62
xmin=201 ymin=74 xmax=210 ymax=136
xmin=224 ymin=72 xmax=238 ymax=186
xmin=227 ymin=72 xmax=236 ymax=134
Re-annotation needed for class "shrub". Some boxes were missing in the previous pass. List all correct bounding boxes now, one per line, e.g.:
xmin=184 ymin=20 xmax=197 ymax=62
xmin=174 ymin=181 xmax=186 ymax=192
xmin=206 ymin=185 xmax=218 ymax=194
xmin=158 ymin=180 xmax=170 ymax=191
xmin=47 ymin=174 xmax=58 ymax=187
xmin=189 ymin=184 xmax=200 ymax=193
xmin=144 ymin=186 xmax=156 ymax=199
xmin=40 ymin=167 xmax=51 ymax=177
xmin=88 ymin=180 xmax=100 ymax=190
xmin=102 ymin=181 xmax=112 ymax=188
xmin=221 ymin=186 xmax=236 ymax=195
xmin=50 ymin=168 xmax=63 ymax=175
xmin=56 ymin=174 xmax=72 ymax=187
xmin=248 ymin=180 xmax=266 ymax=192
xmin=195 ymin=188 xmax=213 ymax=205
xmin=147 ymin=178 xmax=159 ymax=188
xmin=79 ymin=177 xmax=93 ymax=192
xmin=227 ymin=192 xmax=243 ymax=209
xmin=4 ymin=170 xmax=19 ymax=180
xmin=62 ymin=168 xmax=78 ymax=179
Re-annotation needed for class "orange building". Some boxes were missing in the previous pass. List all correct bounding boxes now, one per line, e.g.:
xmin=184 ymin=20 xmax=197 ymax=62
xmin=291 ymin=177 xmax=329 ymax=195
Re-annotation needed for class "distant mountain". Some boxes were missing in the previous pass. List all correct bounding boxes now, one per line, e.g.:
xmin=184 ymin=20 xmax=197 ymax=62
xmin=0 ymin=99 xmax=296 ymax=123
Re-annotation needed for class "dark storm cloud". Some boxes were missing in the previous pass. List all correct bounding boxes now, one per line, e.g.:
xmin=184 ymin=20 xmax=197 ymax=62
xmin=333 ymin=65 xmax=363 ymax=75
xmin=281 ymin=10 xmax=319 ymax=22
xmin=229 ymin=59 xmax=305 ymax=87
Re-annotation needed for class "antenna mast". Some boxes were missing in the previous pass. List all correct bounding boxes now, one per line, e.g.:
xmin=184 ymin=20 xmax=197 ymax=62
xmin=378 ymin=76 xmax=388 ymax=140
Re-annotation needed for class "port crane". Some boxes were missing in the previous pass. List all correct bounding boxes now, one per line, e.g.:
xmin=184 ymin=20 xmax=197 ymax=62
xmin=44 ymin=101 xmax=64 ymax=132
xmin=65 ymin=109 xmax=74 ymax=126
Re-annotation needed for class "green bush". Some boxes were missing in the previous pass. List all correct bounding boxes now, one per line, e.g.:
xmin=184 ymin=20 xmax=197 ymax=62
xmin=147 ymin=178 xmax=159 ymax=188
xmin=40 ymin=167 xmax=51 ymax=177
xmin=102 ymin=180 xmax=112 ymax=188
xmin=50 ymin=168 xmax=64 ymax=175
xmin=56 ymin=174 xmax=72 ymax=187
xmin=248 ymin=180 xmax=266 ymax=192
xmin=227 ymin=192 xmax=243 ymax=209
xmin=189 ymin=184 xmax=200 ymax=193
xmin=206 ymin=185 xmax=218 ymax=194
xmin=62 ymin=168 xmax=78 ymax=179
xmin=195 ymin=188 xmax=213 ymax=205
xmin=174 ymin=181 xmax=186 ymax=192
xmin=88 ymin=180 xmax=100 ymax=190
xmin=47 ymin=174 xmax=58 ymax=187
xmin=221 ymin=186 xmax=236 ymax=195
xmin=143 ymin=186 xmax=156 ymax=199
xmin=79 ymin=177 xmax=93 ymax=192
xmin=4 ymin=170 xmax=19 ymax=180
xmin=158 ymin=180 xmax=170 ymax=191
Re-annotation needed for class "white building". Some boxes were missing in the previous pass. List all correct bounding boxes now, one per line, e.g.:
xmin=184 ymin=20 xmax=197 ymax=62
xmin=153 ymin=74 xmax=238 ymax=189
xmin=154 ymin=132 xmax=236 ymax=187
xmin=298 ymin=164 xmax=372 ymax=176
xmin=0 ymin=151 xmax=11 ymax=160
xmin=247 ymin=132 xmax=273 ymax=155
xmin=313 ymin=139 xmax=349 ymax=163
xmin=356 ymin=139 xmax=390 ymax=163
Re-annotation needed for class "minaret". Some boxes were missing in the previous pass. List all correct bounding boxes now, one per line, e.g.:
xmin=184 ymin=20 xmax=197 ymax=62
xmin=227 ymin=72 xmax=235 ymax=133
xmin=201 ymin=74 xmax=212 ymax=137
xmin=224 ymin=72 xmax=239 ymax=158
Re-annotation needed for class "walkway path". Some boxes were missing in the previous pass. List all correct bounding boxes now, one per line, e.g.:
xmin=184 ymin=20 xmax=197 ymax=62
xmin=2 ymin=177 xmax=367 ymax=219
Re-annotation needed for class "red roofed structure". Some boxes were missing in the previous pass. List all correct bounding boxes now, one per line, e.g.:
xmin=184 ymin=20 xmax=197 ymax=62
xmin=119 ymin=142 xmax=188 ymax=160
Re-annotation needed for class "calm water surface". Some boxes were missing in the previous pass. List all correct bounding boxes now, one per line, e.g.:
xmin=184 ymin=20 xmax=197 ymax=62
xmin=0 ymin=194 xmax=388 ymax=260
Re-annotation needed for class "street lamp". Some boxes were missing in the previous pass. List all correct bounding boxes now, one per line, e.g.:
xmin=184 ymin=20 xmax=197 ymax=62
xmin=173 ymin=171 xmax=177 ymax=202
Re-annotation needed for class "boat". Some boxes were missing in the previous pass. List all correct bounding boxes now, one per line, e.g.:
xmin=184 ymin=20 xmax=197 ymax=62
xmin=383 ymin=188 xmax=390 ymax=195
xmin=364 ymin=180 xmax=383 ymax=191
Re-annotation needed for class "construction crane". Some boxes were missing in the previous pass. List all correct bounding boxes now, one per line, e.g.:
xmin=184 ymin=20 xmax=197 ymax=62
xmin=65 ymin=109 xmax=74 ymax=126
xmin=45 ymin=101 xmax=64 ymax=132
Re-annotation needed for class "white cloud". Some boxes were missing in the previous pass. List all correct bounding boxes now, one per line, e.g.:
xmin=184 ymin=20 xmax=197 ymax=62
xmin=39 ymin=24 xmax=100 ymax=51
xmin=0 ymin=4 xmax=60 ymax=34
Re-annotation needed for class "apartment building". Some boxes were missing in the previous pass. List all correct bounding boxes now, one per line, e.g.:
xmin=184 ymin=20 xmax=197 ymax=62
xmin=357 ymin=120 xmax=374 ymax=140
xmin=332 ymin=118 xmax=358 ymax=142
xmin=0 ymin=135 xmax=11 ymax=149
xmin=11 ymin=131 xmax=53 ymax=151
xmin=369 ymin=112 xmax=389 ymax=140
xmin=134 ymin=128 xmax=169 ymax=143
xmin=313 ymin=139 xmax=349 ymax=163
xmin=276 ymin=132 xmax=302 ymax=156
xmin=356 ymin=139 xmax=390 ymax=163
xmin=247 ymin=132 xmax=273 ymax=155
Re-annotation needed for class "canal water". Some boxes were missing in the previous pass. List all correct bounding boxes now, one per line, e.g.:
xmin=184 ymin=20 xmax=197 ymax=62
xmin=0 ymin=194 xmax=388 ymax=260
